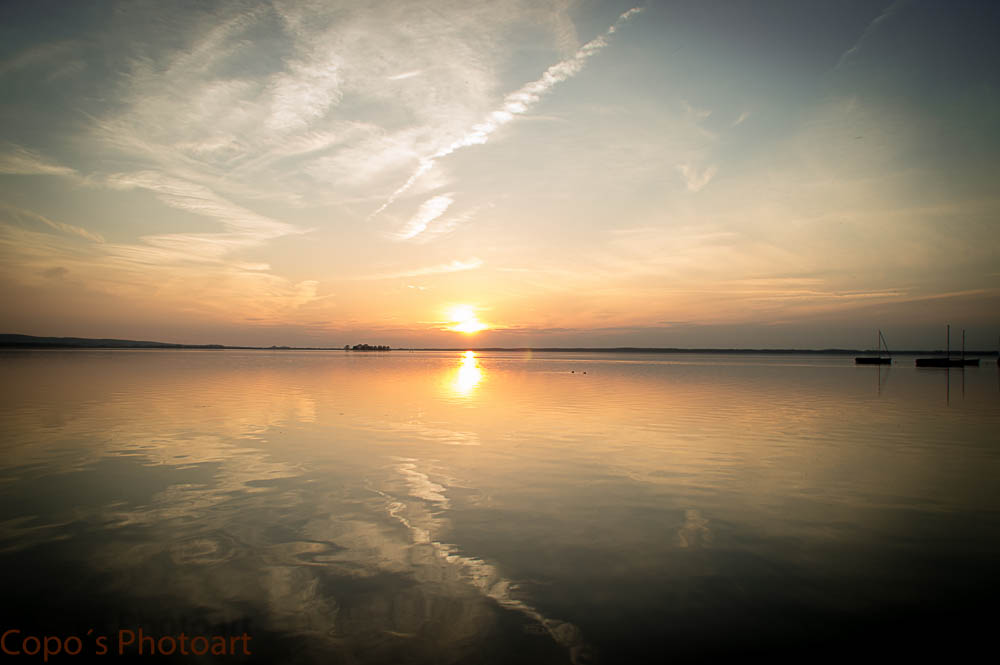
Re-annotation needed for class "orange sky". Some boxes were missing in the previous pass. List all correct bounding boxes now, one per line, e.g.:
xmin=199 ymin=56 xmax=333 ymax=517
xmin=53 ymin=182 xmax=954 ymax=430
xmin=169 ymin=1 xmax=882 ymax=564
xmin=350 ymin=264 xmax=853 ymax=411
xmin=1 ymin=1 xmax=998 ymax=348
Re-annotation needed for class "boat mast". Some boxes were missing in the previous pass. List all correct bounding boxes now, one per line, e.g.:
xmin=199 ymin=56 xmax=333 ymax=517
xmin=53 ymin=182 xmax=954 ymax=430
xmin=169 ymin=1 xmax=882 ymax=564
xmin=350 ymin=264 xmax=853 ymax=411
xmin=879 ymin=329 xmax=890 ymax=358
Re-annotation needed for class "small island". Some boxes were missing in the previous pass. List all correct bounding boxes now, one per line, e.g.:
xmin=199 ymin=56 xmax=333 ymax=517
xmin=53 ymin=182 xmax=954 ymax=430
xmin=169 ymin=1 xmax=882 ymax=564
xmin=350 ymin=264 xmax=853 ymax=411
xmin=345 ymin=344 xmax=391 ymax=351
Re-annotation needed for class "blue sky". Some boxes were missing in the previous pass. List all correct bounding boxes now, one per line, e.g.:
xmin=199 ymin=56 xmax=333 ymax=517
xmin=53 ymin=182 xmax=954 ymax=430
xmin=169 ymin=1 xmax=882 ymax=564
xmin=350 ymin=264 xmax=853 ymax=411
xmin=1 ymin=0 xmax=998 ymax=348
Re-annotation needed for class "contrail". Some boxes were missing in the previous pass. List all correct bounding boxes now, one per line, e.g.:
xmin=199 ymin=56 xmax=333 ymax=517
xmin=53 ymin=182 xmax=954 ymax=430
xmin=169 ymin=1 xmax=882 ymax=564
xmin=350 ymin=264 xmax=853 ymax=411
xmin=370 ymin=6 xmax=644 ymax=219
xmin=835 ymin=0 xmax=908 ymax=69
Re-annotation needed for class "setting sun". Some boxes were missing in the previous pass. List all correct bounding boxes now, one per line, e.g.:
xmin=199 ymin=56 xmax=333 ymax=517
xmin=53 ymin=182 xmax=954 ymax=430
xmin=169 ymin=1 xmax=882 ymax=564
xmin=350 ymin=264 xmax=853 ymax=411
xmin=446 ymin=305 xmax=488 ymax=334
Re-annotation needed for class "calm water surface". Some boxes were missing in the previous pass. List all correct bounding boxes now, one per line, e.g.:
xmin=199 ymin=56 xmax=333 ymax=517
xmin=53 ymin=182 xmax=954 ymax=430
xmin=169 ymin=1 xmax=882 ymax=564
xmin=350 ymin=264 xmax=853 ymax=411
xmin=1 ymin=350 xmax=998 ymax=663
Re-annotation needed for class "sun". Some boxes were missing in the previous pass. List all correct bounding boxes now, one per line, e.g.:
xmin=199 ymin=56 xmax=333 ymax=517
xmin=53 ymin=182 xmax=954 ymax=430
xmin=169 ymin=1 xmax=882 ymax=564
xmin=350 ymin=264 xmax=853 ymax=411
xmin=446 ymin=305 xmax=488 ymax=334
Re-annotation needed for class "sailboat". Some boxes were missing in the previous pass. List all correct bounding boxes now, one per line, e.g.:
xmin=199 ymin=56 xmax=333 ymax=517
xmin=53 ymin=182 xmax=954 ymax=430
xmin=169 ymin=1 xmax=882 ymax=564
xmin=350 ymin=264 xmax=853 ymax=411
xmin=916 ymin=326 xmax=979 ymax=367
xmin=855 ymin=330 xmax=891 ymax=364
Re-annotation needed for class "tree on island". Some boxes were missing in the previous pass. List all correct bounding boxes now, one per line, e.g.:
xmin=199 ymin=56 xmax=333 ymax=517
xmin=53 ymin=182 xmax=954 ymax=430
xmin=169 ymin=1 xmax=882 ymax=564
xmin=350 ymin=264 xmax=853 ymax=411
xmin=348 ymin=344 xmax=390 ymax=351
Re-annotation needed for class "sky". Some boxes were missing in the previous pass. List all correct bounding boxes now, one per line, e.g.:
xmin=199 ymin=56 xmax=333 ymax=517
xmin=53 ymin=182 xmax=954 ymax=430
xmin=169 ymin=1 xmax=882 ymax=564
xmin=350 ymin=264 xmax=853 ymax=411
xmin=1 ymin=0 xmax=998 ymax=349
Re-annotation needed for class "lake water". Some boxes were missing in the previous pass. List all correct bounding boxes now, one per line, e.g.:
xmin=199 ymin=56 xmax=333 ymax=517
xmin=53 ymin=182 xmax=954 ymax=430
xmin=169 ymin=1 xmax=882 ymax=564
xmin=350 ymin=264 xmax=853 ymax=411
xmin=1 ymin=350 xmax=998 ymax=663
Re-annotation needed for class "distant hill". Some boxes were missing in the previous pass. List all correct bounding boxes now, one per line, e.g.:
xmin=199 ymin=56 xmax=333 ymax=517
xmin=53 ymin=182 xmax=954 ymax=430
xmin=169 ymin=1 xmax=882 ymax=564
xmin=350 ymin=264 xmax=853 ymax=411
xmin=0 ymin=334 xmax=221 ymax=349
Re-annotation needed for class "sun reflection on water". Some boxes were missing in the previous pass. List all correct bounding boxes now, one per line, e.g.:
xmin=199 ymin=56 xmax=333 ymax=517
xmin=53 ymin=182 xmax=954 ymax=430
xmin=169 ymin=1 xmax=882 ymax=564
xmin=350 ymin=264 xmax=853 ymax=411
xmin=451 ymin=351 xmax=484 ymax=396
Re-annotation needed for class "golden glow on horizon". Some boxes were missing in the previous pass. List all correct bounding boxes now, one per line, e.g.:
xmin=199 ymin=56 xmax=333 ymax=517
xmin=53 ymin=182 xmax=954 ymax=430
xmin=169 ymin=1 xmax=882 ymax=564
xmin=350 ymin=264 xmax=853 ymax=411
xmin=451 ymin=350 xmax=484 ymax=395
xmin=446 ymin=305 xmax=489 ymax=334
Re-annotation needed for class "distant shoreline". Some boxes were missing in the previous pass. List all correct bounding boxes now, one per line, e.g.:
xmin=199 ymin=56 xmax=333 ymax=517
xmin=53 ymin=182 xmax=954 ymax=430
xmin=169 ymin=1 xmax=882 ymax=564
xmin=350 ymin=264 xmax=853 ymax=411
xmin=2 ymin=334 xmax=996 ymax=356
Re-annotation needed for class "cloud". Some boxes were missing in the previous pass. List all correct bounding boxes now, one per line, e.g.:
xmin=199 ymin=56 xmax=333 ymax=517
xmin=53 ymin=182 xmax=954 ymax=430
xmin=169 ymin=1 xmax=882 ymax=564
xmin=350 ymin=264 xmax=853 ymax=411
xmin=106 ymin=171 xmax=302 ymax=239
xmin=393 ymin=194 xmax=454 ymax=240
xmin=0 ymin=204 xmax=103 ymax=243
xmin=677 ymin=164 xmax=718 ymax=192
xmin=41 ymin=266 xmax=69 ymax=280
xmin=836 ymin=0 xmax=909 ymax=69
xmin=378 ymin=186 xmax=480 ymax=247
xmin=266 ymin=55 xmax=343 ymax=134
xmin=387 ymin=70 xmax=422 ymax=81
xmin=98 ymin=171 xmax=312 ymax=276
xmin=415 ymin=207 xmax=481 ymax=243
xmin=681 ymin=100 xmax=712 ymax=121
xmin=82 ymin=1 xmax=590 ymax=217
xmin=370 ymin=6 xmax=644 ymax=217
xmin=732 ymin=110 xmax=751 ymax=127
xmin=0 ymin=41 xmax=80 ymax=77
xmin=357 ymin=258 xmax=484 ymax=280
xmin=0 ymin=146 xmax=78 ymax=178
xmin=292 ymin=280 xmax=321 ymax=307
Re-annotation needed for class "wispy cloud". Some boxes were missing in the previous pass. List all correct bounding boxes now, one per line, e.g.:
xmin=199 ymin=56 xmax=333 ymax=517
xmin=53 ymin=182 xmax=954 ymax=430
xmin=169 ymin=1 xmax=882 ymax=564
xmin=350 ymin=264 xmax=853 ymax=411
xmin=357 ymin=258 xmax=484 ymax=281
xmin=266 ymin=54 xmax=343 ymax=134
xmin=106 ymin=171 xmax=302 ymax=239
xmin=370 ymin=6 xmax=644 ymax=217
xmin=677 ymin=163 xmax=718 ymax=192
xmin=387 ymin=70 xmax=422 ymax=81
xmin=84 ymin=1 xmax=588 ymax=213
xmin=392 ymin=197 xmax=480 ymax=243
xmin=0 ymin=146 xmax=78 ymax=178
xmin=0 ymin=41 xmax=80 ymax=77
xmin=1 ymin=204 xmax=104 ymax=243
xmin=681 ymin=100 xmax=712 ymax=121
xmin=394 ymin=194 xmax=454 ymax=240
xmin=101 ymin=171 xmax=311 ymax=270
xmin=836 ymin=0 xmax=909 ymax=69
xmin=415 ymin=206 xmax=482 ymax=243
xmin=0 ymin=2 xmax=599 ymax=334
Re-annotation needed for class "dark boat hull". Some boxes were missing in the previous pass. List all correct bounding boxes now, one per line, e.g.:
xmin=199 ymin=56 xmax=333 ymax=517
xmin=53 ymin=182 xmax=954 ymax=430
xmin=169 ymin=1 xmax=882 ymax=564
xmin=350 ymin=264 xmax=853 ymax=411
xmin=855 ymin=357 xmax=891 ymax=365
xmin=915 ymin=358 xmax=979 ymax=367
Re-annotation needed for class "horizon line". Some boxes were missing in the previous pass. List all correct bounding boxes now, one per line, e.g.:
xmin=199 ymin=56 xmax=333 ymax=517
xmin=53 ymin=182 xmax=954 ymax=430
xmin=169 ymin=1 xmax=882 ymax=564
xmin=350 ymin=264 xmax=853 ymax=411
xmin=1 ymin=333 xmax=997 ymax=356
